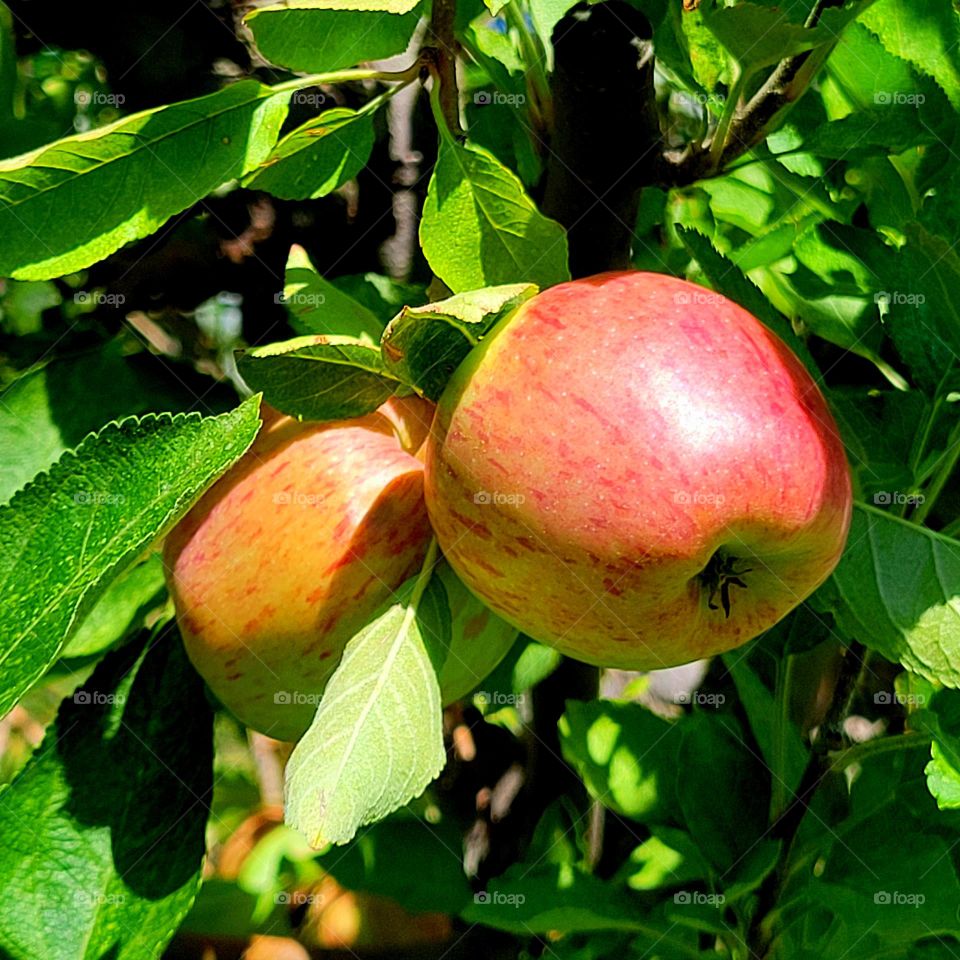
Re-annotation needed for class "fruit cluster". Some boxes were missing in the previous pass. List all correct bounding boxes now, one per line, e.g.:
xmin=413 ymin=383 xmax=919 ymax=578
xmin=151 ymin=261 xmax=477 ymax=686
xmin=165 ymin=271 xmax=852 ymax=740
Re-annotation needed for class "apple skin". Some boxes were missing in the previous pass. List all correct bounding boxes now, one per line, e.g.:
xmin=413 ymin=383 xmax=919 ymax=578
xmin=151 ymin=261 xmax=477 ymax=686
xmin=164 ymin=396 xmax=437 ymax=740
xmin=424 ymin=271 xmax=852 ymax=670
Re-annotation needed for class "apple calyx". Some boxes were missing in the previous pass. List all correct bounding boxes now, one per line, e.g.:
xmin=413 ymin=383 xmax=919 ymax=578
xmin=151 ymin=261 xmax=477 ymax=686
xmin=699 ymin=549 xmax=752 ymax=618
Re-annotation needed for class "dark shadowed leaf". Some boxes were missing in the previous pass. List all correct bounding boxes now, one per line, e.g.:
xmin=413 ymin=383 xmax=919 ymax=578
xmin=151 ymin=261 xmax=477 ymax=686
xmin=0 ymin=632 xmax=213 ymax=960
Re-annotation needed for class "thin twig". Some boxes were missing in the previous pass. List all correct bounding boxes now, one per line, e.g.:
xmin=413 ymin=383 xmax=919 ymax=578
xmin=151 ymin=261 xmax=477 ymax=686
xmin=427 ymin=0 xmax=462 ymax=137
xmin=745 ymin=641 xmax=866 ymax=958
xmin=661 ymin=0 xmax=873 ymax=185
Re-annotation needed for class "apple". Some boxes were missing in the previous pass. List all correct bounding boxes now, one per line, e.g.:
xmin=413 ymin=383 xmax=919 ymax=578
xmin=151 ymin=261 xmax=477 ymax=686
xmin=424 ymin=271 xmax=852 ymax=670
xmin=164 ymin=396 xmax=437 ymax=740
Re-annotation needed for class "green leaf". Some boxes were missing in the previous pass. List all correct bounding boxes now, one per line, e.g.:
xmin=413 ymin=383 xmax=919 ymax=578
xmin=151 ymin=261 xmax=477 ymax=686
xmin=380 ymin=283 xmax=536 ymax=399
xmin=245 ymin=5 xmax=422 ymax=72
xmin=922 ymin=693 xmax=960 ymax=809
xmin=638 ymin=0 xmax=696 ymax=88
xmin=527 ymin=0 xmax=578 ymax=67
xmin=677 ymin=712 xmax=769 ymax=874
xmin=238 ymin=334 xmax=399 ymax=421
xmin=888 ymin=222 xmax=960 ymax=370
xmin=465 ymin=10 xmax=524 ymax=75
xmin=682 ymin=6 xmax=729 ymax=92
xmin=0 ymin=4 xmax=14 ymax=126
xmin=0 ymin=398 xmax=261 ymax=719
xmin=0 ymin=278 xmax=60 ymax=335
xmin=62 ymin=554 xmax=167 ymax=658
xmin=463 ymin=864 xmax=700 ymax=952
xmin=0 ymin=343 xmax=220 ymax=505
xmin=774 ymin=752 xmax=960 ymax=959
xmin=926 ymin=740 xmax=960 ymax=809
xmin=330 ymin=272 xmax=429 ymax=325
xmin=433 ymin=560 xmax=518 ymax=702
xmin=478 ymin=634 xmax=562 ymax=699
xmin=781 ymin=105 xmax=940 ymax=159
xmin=723 ymin=839 xmax=782 ymax=903
xmin=317 ymin=816 xmax=473 ymax=914
xmin=618 ymin=828 xmax=710 ymax=892
xmin=861 ymin=0 xmax=960 ymax=110
xmin=284 ymin=569 xmax=447 ymax=847
xmin=828 ymin=389 xmax=919 ymax=500
xmin=819 ymin=505 xmax=960 ymax=687
xmin=258 ymin=0 xmax=419 ymax=11
xmin=245 ymin=105 xmax=375 ymax=199
xmin=701 ymin=0 xmax=870 ymax=70
xmin=464 ymin=96 xmax=543 ymax=188
xmin=280 ymin=244 xmax=384 ymax=342
xmin=0 ymin=633 xmax=213 ymax=960
xmin=723 ymin=654 xmax=807 ymax=809
xmin=559 ymin=699 xmax=681 ymax=823
xmin=463 ymin=864 xmax=643 ymax=934
xmin=420 ymin=137 xmax=570 ymax=293
xmin=822 ymin=20 xmax=951 ymax=116
xmin=0 ymin=81 xmax=289 ymax=280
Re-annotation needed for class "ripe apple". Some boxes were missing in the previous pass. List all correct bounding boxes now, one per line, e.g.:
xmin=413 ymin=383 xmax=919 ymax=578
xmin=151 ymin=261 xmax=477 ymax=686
xmin=164 ymin=396 xmax=438 ymax=741
xmin=424 ymin=271 xmax=852 ymax=670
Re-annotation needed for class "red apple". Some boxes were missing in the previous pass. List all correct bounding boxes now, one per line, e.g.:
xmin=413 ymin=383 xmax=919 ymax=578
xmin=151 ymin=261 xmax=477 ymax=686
xmin=164 ymin=396 xmax=437 ymax=740
xmin=424 ymin=271 xmax=852 ymax=670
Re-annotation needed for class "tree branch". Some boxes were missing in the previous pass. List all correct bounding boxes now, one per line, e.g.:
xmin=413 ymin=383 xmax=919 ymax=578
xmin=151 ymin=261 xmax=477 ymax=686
xmin=426 ymin=0 xmax=462 ymax=137
xmin=661 ymin=0 xmax=857 ymax=185
xmin=540 ymin=0 xmax=660 ymax=276
xmin=745 ymin=640 xmax=866 ymax=958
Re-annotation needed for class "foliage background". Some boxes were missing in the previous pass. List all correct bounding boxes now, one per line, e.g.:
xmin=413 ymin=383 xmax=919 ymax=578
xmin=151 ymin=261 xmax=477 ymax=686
xmin=1 ymin=0 xmax=960 ymax=958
